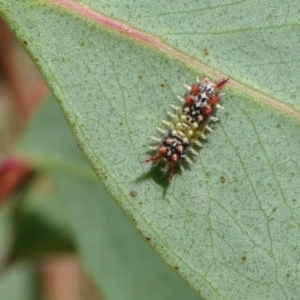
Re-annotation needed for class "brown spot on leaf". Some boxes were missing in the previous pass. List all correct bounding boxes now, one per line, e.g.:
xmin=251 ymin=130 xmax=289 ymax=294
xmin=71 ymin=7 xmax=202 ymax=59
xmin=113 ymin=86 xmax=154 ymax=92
xmin=129 ymin=190 xmax=137 ymax=197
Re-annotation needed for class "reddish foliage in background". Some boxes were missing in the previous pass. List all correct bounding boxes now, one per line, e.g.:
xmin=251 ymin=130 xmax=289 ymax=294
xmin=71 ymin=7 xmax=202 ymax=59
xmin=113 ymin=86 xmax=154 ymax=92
xmin=0 ymin=156 xmax=34 ymax=204
xmin=0 ymin=19 xmax=45 ymax=204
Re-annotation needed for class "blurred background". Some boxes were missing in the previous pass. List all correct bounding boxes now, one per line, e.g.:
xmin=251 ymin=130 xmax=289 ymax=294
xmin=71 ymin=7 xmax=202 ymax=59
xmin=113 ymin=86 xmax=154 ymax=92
xmin=0 ymin=17 xmax=102 ymax=300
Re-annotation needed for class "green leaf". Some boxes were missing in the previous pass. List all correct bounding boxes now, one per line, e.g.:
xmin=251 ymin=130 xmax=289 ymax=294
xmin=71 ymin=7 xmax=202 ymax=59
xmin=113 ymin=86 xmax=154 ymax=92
xmin=55 ymin=166 xmax=202 ymax=300
xmin=19 ymin=98 xmax=201 ymax=300
xmin=9 ymin=175 xmax=75 ymax=261
xmin=0 ymin=262 xmax=37 ymax=300
xmin=0 ymin=202 xmax=38 ymax=300
xmin=1 ymin=0 xmax=300 ymax=299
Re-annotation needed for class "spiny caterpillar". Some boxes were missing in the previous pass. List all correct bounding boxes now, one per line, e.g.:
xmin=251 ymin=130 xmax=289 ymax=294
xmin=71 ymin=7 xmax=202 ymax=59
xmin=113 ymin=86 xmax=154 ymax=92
xmin=142 ymin=77 xmax=228 ymax=181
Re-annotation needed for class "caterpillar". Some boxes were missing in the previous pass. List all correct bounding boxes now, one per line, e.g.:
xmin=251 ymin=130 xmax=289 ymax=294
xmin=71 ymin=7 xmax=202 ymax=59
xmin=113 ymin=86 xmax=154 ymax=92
xmin=142 ymin=77 xmax=228 ymax=181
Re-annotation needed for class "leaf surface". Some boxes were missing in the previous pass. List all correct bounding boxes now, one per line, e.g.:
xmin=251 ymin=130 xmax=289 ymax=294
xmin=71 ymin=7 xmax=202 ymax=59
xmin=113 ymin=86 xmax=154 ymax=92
xmin=18 ymin=98 xmax=201 ymax=300
xmin=1 ymin=0 xmax=300 ymax=299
